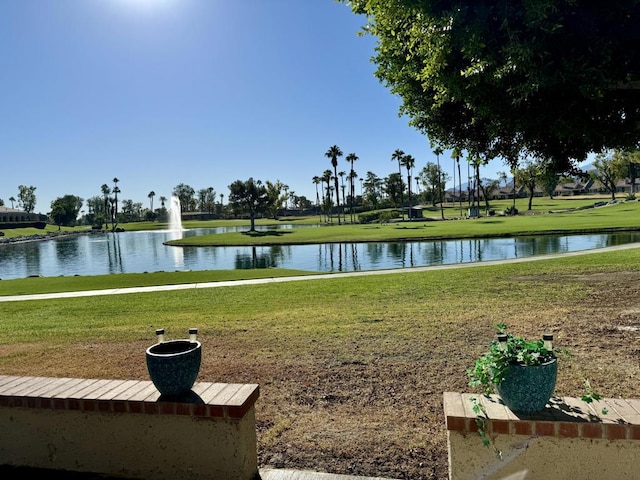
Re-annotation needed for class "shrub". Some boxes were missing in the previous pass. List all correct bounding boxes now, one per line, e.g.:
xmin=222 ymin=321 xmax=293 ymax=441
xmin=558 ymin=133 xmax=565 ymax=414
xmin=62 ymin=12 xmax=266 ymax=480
xmin=504 ymin=206 xmax=518 ymax=215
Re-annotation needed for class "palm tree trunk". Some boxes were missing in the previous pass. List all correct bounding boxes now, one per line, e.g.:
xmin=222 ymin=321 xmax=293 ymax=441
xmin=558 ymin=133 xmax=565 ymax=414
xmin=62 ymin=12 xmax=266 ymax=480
xmin=457 ymin=159 xmax=462 ymax=217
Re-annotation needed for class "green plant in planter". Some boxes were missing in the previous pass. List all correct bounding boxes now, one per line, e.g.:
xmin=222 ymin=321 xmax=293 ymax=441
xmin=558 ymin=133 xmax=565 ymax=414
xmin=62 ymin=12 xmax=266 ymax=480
xmin=467 ymin=324 xmax=604 ymax=455
xmin=468 ymin=323 xmax=602 ymax=402
xmin=468 ymin=323 xmax=558 ymax=398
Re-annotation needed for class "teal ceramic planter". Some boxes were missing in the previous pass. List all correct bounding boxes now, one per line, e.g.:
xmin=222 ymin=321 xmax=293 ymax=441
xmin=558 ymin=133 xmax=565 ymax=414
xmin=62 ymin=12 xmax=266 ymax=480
xmin=496 ymin=358 xmax=557 ymax=414
xmin=146 ymin=340 xmax=202 ymax=398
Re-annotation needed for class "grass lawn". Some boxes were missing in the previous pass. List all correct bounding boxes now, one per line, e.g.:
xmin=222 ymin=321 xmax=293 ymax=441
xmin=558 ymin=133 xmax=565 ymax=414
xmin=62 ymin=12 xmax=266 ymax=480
xmin=168 ymin=200 xmax=640 ymax=246
xmin=1 ymin=247 xmax=639 ymax=478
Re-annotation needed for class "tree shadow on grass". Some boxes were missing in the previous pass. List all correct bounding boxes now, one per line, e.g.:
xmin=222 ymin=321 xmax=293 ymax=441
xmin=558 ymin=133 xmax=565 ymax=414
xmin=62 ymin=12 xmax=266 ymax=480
xmin=241 ymin=230 xmax=293 ymax=237
xmin=392 ymin=225 xmax=432 ymax=230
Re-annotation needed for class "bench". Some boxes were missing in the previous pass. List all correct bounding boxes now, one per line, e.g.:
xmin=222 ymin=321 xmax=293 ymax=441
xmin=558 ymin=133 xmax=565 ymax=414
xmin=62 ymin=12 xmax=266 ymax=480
xmin=0 ymin=375 xmax=260 ymax=480
xmin=444 ymin=392 xmax=640 ymax=479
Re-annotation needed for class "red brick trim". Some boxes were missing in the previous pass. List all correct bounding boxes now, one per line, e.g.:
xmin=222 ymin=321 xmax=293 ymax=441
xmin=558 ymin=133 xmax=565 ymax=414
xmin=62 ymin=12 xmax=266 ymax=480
xmin=444 ymin=392 xmax=640 ymax=441
xmin=0 ymin=375 xmax=259 ymax=420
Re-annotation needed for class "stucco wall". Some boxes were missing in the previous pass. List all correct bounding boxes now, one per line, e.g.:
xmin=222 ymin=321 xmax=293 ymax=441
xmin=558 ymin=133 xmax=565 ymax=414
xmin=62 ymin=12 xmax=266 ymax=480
xmin=444 ymin=392 xmax=640 ymax=480
xmin=448 ymin=430 xmax=640 ymax=480
xmin=0 ymin=405 xmax=258 ymax=480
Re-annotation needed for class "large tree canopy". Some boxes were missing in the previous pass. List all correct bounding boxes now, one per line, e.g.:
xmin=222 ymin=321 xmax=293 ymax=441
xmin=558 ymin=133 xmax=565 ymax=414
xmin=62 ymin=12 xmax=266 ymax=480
xmin=228 ymin=178 xmax=269 ymax=231
xmin=345 ymin=0 xmax=640 ymax=171
xmin=50 ymin=195 xmax=83 ymax=228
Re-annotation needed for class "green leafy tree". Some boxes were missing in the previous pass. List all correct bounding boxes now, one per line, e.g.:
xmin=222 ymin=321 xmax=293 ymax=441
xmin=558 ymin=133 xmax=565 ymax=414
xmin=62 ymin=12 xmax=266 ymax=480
xmin=384 ymin=172 xmax=404 ymax=207
xmin=197 ymin=187 xmax=217 ymax=214
xmin=629 ymin=151 xmax=640 ymax=195
xmin=591 ymin=150 xmax=628 ymax=201
xmin=120 ymin=199 xmax=141 ymax=222
xmin=539 ymin=169 xmax=560 ymax=200
xmin=516 ymin=161 xmax=541 ymax=211
xmin=419 ymin=162 xmax=446 ymax=207
xmin=344 ymin=0 xmax=640 ymax=171
xmin=17 ymin=185 xmax=37 ymax=213
xmin=50 ymin=195 xmax=83 ymax=229
xmin=295 ymin=195 xmax=312 ymax=210
xmin=85 ymin=195 xmax=105 ymax=227
xmin=172 ymin=183 xmax=195 ymax=212
xmin=227 ymin=178 xmax=269 ymax=231
xmin=481 ymin=179 xmax=500 ymax=214
xmin=265 ymin=180 xmax=288 ymax=219
xmin=363 ymin=171 xmax=382 ymax=209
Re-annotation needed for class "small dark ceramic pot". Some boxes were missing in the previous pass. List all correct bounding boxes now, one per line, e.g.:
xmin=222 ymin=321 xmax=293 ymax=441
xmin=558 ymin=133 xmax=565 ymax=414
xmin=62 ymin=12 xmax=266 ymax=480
xmin=146 ymin=340 xmax=202 ymax=397
xmin=495 ymin=357 xmax=558 ymax=414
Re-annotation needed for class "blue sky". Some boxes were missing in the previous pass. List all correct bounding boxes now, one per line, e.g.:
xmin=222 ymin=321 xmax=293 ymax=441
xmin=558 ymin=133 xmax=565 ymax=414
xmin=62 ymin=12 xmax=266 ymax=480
xmin=0 ymin=0 xmax=572 ymax=214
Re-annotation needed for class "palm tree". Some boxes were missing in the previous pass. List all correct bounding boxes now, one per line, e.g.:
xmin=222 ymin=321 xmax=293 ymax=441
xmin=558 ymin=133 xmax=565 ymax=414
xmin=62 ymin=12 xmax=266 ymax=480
xmin=322 ymin=169 xmax=333 ymax=223
xmin=338 ymin=171 xmax=347 ymax=218
xmin=159 ymin=196 xmax=167 ymax=209
xmin=8 ymin=196 xmax=15 ymax=208
xmin=111 ymin=177 xmax=120 ymax=231
xmin=100 ymin=184 xmax=110 ymax=230
xmin=346 ymin=153 xmax=358 ymax=222
xmin=467 ymin=154 xmax=483 ymax=215
xmin=147 ymin=191 xmax=155 ymax=212
xmin=391 ymin=149 xmax=405 ymax=208
xmin=312 ymin=176 xmax=321 ymax=205
xmin=324 ymin=145 xmax=343 ymax=224
xmin=497 ymin=171 xmax=508 ymax=188
xmin=433 ymin=147 xmax=445 ymax=219
xmin=401 ymin=154 xmax=415 ymax=218
xmin=451 ymin=147 xmax=464 ymax=217
xmin=312 ymin=176 xmax=322 ymax=221
xmin=348 ymin=170 xmax=358 ymax=222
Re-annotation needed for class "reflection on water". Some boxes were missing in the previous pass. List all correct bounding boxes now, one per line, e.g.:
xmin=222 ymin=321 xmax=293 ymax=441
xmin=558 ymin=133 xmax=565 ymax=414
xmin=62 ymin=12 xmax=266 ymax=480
xmin=234 ymin=245 xmax=288 ymax=269
xmin=166 ymin=230 xmax=185 ymax=269
xmin=0 ymin=227 xmax=639 ymax=280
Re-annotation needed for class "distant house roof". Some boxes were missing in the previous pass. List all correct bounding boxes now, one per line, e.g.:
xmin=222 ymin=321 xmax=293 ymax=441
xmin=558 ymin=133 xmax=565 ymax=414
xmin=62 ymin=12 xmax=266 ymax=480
xmin=0 ymin=206 xmax=25 ymax=214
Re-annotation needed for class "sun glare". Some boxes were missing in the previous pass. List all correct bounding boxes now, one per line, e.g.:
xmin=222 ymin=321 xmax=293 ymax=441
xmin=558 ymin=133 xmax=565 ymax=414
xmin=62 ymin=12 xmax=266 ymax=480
xmin=115 ymin=0 xmax=175 ymax=11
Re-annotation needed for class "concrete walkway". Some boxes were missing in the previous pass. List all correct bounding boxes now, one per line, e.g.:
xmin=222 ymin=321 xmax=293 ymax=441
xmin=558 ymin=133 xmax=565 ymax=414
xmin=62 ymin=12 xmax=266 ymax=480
xmin=259 ymin=468 xmax=398 ymax=480
xmin=1 ymin=242 xmax=639 ymax=303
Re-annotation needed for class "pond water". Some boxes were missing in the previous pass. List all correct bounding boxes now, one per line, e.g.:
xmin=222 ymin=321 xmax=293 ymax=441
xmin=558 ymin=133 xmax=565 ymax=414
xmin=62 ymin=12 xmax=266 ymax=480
xmin=1 ymin=226 xmax=639 ymax=281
